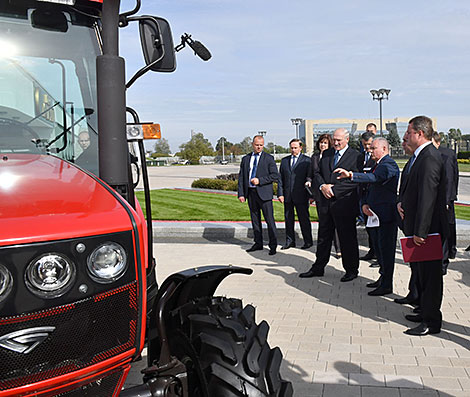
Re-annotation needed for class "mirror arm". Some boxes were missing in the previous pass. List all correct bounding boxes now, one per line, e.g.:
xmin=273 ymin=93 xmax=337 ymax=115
xmin=118 ymin=0 xmax=141 ymax=27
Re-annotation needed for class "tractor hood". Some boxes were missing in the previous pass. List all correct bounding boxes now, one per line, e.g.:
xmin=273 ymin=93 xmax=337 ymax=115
xmin=0 ymin=154 xmax=132 ymax=247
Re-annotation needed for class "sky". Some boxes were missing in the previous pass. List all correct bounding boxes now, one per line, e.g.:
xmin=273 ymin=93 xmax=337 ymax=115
xmin=119 ymin=0 xmax=470 ymax=152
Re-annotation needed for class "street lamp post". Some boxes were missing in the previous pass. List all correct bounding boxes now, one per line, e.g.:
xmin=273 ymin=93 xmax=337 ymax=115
xmin=290 ymin=118 xmax=302 ymax=139
xmin=221 ymin=137 xmax=225 ymax=161
xmin=369 ymin=88 xmax=391 ymax=135
xmin=258 ymin=130 xmax=266 ymax=138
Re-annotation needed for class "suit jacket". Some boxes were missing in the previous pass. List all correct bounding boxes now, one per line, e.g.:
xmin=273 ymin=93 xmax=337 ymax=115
xmin=400 ymin=143 xmax=448 ymax=239
xmin=238 ymin=151 xmax=279 ymax=201
xmin=358 ymin=152 xmax=376 ymax=200
xmin=313 ymin=146 xmax=363 ymax=216
xmin=438 ymin=146 xmax=458 ymax=203
xmin=277 ymin=153 xmax=311 ymax=203
xmin=352 ymin=154 xmax=399 ymax=224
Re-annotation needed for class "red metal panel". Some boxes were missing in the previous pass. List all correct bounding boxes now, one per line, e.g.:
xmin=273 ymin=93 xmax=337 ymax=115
xmin=0 ymin=154 xmax=131 ymax=246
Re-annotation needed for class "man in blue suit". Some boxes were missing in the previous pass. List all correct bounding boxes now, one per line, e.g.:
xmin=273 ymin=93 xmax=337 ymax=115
xmin=335 ymin=137 xmax=400 ymax=296
xmin=238 ymin=135 xmax=279 ymax=255
xmin=278 ymin=139 xmax=313 ymax=250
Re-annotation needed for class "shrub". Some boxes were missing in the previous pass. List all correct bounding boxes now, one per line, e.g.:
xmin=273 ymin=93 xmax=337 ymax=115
xmin=458 ymin=151 xmax=470 ymax=159
xmin=458 ymin=159 xmax=470 ymax=164
xmin=216 ymin=173 xmax=239 ymax=181
xmin=192 ymin=178 xmax=238 ymax=191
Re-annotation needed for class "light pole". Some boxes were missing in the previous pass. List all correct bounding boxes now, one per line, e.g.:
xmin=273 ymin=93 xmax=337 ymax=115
xmin=221 ymin=137 xmax=225 ymax=161
xmin=290 ymin=118 xmax=302 ymax=139
xmin=258 ymin=130 xmax=267 ymax=138
xmin=370 ymin=89 xmax=391 ymax=135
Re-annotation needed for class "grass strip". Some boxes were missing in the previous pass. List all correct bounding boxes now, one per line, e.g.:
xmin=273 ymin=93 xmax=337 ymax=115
xmin=136 ymin=189 xmax=319 ymax=222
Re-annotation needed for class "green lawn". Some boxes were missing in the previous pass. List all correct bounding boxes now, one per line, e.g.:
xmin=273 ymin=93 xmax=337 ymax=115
xmin=136 ymin=189 xmax=319 ymax=222
xmin=455 ymin=204 xmax=470 ymax=221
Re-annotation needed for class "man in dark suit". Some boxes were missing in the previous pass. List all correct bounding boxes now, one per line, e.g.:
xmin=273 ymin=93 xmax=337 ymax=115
xmin=335 ymin=137 xmax=400 ymax=296
xmin=238 ymin=135 xmax=279 ymax=255
xmin=299 ymin=128 xmax=362 ymax=282
xmin=432 ymin=132 xmax=459 ymax=274
xmin=358 ymin=131 xmax=378 ymax=263
xmin=278 ymin=139 xmax=313 ymax=250
xmin=398 ymin=116 xmax=448 ymax=336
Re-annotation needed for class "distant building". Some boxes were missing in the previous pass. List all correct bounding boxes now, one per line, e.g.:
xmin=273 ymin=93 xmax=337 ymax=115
xmin=299 ymin=117 xmax=437 ymax=154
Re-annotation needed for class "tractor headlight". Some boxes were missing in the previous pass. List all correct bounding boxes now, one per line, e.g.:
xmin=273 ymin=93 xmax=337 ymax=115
xmin=25 ymin=254 xmax=75 ymax=298
xmin=87 ymin=242 xmax=128 ymax=283
xmin=0 ymin=264 xmax=13 ymax=303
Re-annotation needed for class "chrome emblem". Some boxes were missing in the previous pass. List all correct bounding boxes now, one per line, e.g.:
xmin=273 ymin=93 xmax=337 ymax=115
xmin=0 ymin=326 xmax=56 ymax=354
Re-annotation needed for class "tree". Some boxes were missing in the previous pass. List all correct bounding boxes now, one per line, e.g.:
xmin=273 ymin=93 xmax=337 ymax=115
xmin=237 ymin=136 xmax=253 ymax=154
xmin=448 ymin=128 xmax=462 ymax=142
xmin=153 ymin=138 xmax=171 ymax=155
xmin=385 ymin=123 xmax=401 ymax=148
xmin=179 ymin=133 xmax=215 ymax=164
xmin=264 ymin=142 xmax=289 ymax=154
xmin=215 ymin=137 xmax=233 ymax=155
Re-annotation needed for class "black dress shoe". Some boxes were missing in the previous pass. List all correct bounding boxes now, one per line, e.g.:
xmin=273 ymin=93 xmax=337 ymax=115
xmin=368 ymin=287 xmax=392 ymax=296
xmin=360 ymin=252 xmax=376 ymax=261
xmin=404 ymin=323 xmax=440 ymax=336
xmin=268 ymin=248 xmax=277 ymax=255
xmin=300 ymin=243 xmax=313 ymax=250
xmin=299 ymin=266 xmax=324 ymax=278
xmin=246 ymin=245 xmax=263 ymax=253
xmin=281 ymin=243 xmax=295 ymax=250
xmin=369 ymin=261 xmax=380 ymax=268
xmin=394 ymin=296 xmax=419 ymax=305
xmin=340 ymin=273 xmax=358 ymax=282
xmin=405 ymin=314 xmax=423 ymax=323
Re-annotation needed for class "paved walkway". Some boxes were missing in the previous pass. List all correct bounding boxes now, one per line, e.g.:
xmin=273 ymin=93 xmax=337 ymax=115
xmin=126 ymin=237 xmax=470 ymax=397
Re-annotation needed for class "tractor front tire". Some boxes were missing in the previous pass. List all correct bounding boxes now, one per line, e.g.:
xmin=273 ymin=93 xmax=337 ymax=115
xmin=169 ymin=296 xmax=293 ymax=397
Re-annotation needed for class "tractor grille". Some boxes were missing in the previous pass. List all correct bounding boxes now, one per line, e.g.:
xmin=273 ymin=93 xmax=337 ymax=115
xmin=54 ymin=369 xmax=124 ymax=397
xmin=0 ymin=282 xmax=138 ymax=391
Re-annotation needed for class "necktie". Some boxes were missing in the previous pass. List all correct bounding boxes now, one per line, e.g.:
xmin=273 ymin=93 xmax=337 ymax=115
xmin=334 ymin=151 xmax=340 ymax=166
xmin=365 ymin=152 xmax=369 ymax=165
xmin=407 ymin=154 xmax=416 ymax=174
xmin=250 ymin=154 xmax=258 ymax=186
xmin=291 ymin=156 xmax=297 ymax=168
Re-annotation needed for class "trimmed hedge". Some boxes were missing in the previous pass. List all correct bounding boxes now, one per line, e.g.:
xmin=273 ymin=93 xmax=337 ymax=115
xmin=458 ymin=151 xmax=470 ymax=159
xmin=191 ymin=178 xmax=278 ymax=195
xmin=458 ymin=159 xmax=470 ymax=164
xmin=192 ymin=178 xmax=238 ymax=191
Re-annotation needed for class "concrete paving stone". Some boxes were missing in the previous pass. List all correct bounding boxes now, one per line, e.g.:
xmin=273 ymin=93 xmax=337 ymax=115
xmin=383 ymin=355 xmax=419 ymax=366
xmin=430 ymin=366 xmax=468 ymax=378
xmin=423 ymin=347 xmax=459 ymax=357
xmin=321 ymin=384 xmax=361 ymax=397
xmin=361 ymin=345 xmax=393 ymax=354
xmin=454 ymin=348 xmax=470 ymax=357
xmin=416 ymin=356 xmax=453 ymax=367
xmin=304 ymin=327 xmax=333 ymax=336
xmin=274 ymin=342 xmax=301 ymax=351
xmin=292 ymin=334 xmax=322 ymax=343
xmin=360 ymin=363 xmax=396 ymax=375
xmin=361 ymin=386 xmax=400 ymax=397
xmin=384 ymin=375 xmax=423 ymax=388
xmin=395 ymin=365 xmax=432 ymax=377
xmin=324 ymin=321 xmax=353 ymax=329
xmin=276 ymin=325 xmax=306 ymax=334
xmin=381 ymin=337 xmax=413 ymax=346
xmin=313 ymin=371 xmax=349 ymax=385
xmin=333 ymin=328 xmax=362 ymax=337
xmin=399 ymin=389 xmax=438 ymax=397
xmin=350 ymin=353 xmax=384 ymax=364
xmin=289 ymin=383 xmax=324 ymax=397
xmin=292 ymin=359 xmax=327 ymax=372
xmin=328 ymin=343 xmax=361 ymax=354
xmin=297 ymin=342 xmax=330 ymax=352
xmin=284 ymin=350 xmax=320 ymax=361
xmin=268 ymin=333 xmax=293 ymax=342
xmin=362 ymin=328 xmax=392 ymax=337
xmin=410 ymin=337 xmax=446 ymax=347
xmin=449 ymin=357 xmax=470 ymax=367
xmin=349 ymin=373 xmax=385 ymax=386
xmin=392 ymin=346 xmax=426 ymax=356
xmin=321 ymin=335 xmax=351 ymax=344
xmin=438 ymin=391 xmax=470 ymax=397
xmin=317 ymin=352 xmax=351 ymax=362
xmin=325 ymin=361 xmax=361 ymax=374
xmin=458 ymin=377 xmax=470 ymax=389
xmin=352 ymin=322 xmax=381 ymax=330
xmin=421 ymin=376 xmax=463 ymax=390
xmin=351 ymin=336 xmax=382 ymax=345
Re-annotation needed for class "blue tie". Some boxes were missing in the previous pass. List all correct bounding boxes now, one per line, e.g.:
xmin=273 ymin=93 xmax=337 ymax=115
xmin=407 ymin=154 xmax=416 ymax=174
xmin=250 ymin=154 xmax=258 ymax=187
xmin=334 ymin=151 xmax=340 ymax=166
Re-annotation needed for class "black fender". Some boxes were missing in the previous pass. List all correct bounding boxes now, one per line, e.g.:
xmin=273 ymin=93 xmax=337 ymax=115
xmin=146 ymin=265 xmax=252 ymax=369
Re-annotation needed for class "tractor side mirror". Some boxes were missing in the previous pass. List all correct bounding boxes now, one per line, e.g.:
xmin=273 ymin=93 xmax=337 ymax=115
xmin=139 ymin=16 xmax=176 ymax=73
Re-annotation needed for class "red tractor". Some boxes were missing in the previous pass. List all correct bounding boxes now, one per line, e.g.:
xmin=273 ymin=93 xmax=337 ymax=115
xmin=0 ymin=1 xmax=293 ymax=396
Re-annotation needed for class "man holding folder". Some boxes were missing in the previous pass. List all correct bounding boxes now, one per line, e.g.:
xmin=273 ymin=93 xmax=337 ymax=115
xmin=397 ymin=116 xmax=448 ymax=336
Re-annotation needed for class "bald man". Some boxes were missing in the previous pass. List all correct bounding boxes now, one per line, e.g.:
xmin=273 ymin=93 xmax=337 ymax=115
xmin=299 ymin=128 xmax=363 ymax=282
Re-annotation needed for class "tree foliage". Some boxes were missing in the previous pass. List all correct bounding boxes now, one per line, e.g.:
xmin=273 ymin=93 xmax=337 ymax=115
xmin=385 ymin=123 xmax=401 ymax=148
xmin=153 ymin=138 xmax=171 ymax=155
xmin=215 ymin=137 xmax=234 ymax=155
xmin=179 ymin=133 xmax=215 ymax=164
xmin=264 ymin=142 xmax=289 ymax=154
